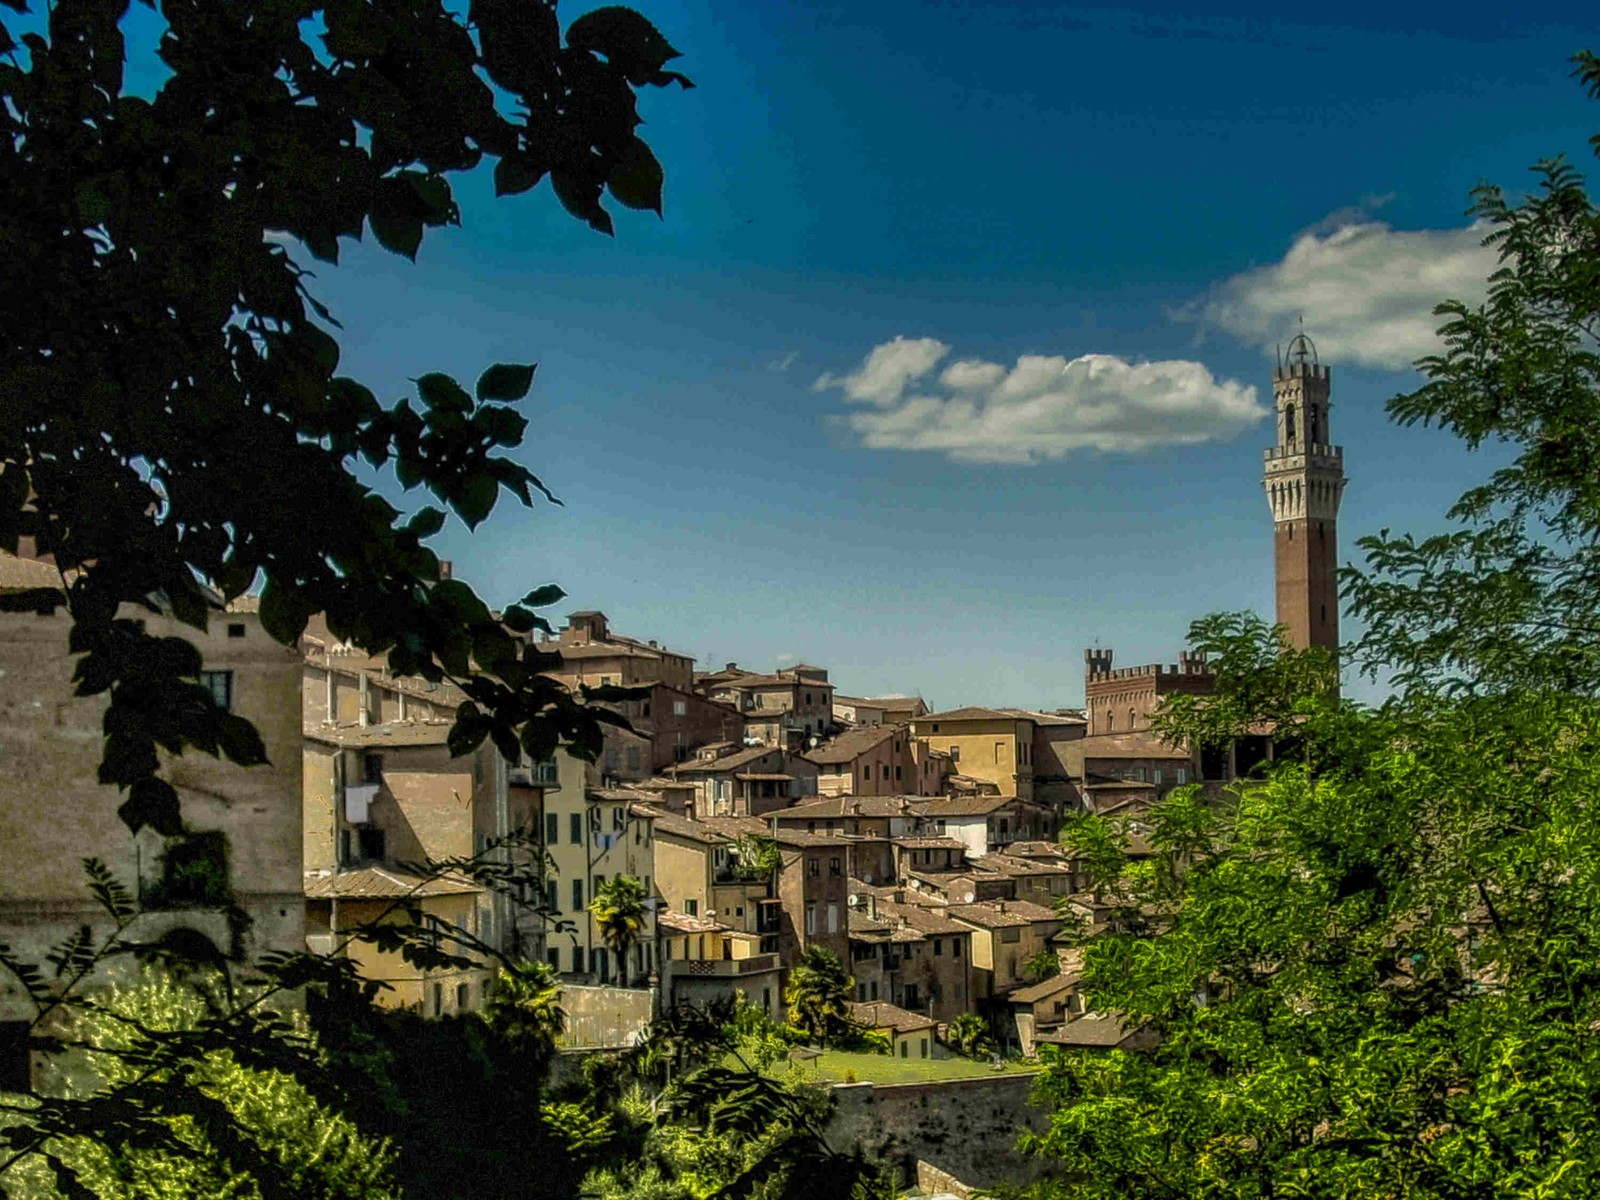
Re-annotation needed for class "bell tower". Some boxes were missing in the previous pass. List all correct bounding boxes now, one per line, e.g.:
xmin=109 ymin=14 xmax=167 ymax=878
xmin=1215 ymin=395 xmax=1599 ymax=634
xmin=1263 ymin=330 xmax=1345 ymax=653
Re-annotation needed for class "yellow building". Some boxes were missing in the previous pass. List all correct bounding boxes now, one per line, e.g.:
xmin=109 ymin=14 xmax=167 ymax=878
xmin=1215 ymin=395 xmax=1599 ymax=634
xmin=846 ymin=1000 xmax=941 ymax=1060
xmin=658 ymin=909 xmax=782 ymax=1016
xmin=909 ymin=707 xmax=1037 ymax=801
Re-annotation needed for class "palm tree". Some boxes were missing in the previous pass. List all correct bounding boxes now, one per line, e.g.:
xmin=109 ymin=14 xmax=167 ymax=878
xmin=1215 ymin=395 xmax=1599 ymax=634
xmin=482 ymin=960 xmax=566 ymax=1058
xmin=784 ymin=946 xmax=856 ymax=1046
xmin=588 ymin=875 xmax=648 ymax=987
xmin=945 ymin=1012 xmax=993 ymax=1060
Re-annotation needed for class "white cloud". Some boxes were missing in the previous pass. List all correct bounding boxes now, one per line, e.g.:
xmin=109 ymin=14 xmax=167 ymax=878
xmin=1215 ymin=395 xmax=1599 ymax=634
xmin=816 ymin=340 xmax=1265 ymax=465
xmin=768 ymin=350 xmax=799 ymax=373
xmin=813 ymin=336 xmax=950 ymax=407
xmin=1180 ymin=217 xmax=1497 ymax=371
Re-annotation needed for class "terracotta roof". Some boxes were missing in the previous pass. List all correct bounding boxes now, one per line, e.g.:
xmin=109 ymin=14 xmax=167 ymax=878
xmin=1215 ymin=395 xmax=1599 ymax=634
xmin=893 ymin=836 xmax=966 ymax=850
xmin=805 ymin=725 xmax=897 ymax=765
xmin=304 ymin=866 xmax=480 ymax=899
xmin=303 ymin=721 xmax=454 ymax=748
xmin=650 ymin=811 xmax=731 ymax=846
xmin=1007 ymin=972 xmax=1081 ymax=1005
xmin=848 ymin=1001 xmax=935 ymax=1033
xmin=907 ymin=795 xmax=1017 ymax=818
xmin=916 ymin=706 xmax=1032 ymax=723
xmin=876 ymin=899 xmax=969 ymax=936
xmin=1035 ymin=1013 xmax=1145 ymax=1048
xmin=0 ymin=553 xmax=64 ymax=592
xmin=735 ymin=772 xmax=795 ymax=782
xmin=863 ymin=696 xmax=927 ymax=711
xmin=998 ymin=708 xmax=1086 ymax=727
xmin=973 ymin=853 xmax=1075 ymax=877
xmin=668 ymin=745 xmax=783 ymax=776
xmin=770 ymin=796 xmax=915 ymax=821
xmin=1079 ymin=732 xmax=1190 ymax=757
xmin=947 ymin=900 xmax=1061 ymax=929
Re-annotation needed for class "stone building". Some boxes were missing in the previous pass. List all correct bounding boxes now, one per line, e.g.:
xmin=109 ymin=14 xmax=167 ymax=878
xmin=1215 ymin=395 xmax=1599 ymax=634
xmin=1 ymin=557 xmax=306 ymax=1072
xmin=536 ymin=610 xmax=695 ymax=692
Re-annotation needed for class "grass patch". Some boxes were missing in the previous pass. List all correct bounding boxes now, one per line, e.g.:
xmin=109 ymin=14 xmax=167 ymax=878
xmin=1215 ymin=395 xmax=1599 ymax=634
xmin=752 ymin=1049 xmax=1039 ymax=1086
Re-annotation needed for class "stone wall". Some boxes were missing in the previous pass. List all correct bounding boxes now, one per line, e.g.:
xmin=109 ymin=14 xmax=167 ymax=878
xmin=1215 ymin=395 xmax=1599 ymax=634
xmin=557 ymin=983 xmax=655 ymax=1049
xmin=825 ymin=1073 xmax=1056 ymax=1190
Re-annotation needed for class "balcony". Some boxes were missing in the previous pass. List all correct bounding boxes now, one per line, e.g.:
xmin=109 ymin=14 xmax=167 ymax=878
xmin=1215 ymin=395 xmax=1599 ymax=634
xmin=678 ymin=954 xmax=780 ymax=977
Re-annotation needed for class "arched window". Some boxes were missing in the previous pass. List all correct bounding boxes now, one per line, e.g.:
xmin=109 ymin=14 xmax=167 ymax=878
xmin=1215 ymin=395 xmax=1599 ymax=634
xmin=1284 ymin=402 xmax=1296 ymax=443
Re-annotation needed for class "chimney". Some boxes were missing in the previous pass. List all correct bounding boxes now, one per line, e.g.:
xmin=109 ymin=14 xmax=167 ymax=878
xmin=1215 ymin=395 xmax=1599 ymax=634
xmin=725 ymin=661 xmax=738 ymax=672
xmin=438 ymin=560 xmax=453 ymax=580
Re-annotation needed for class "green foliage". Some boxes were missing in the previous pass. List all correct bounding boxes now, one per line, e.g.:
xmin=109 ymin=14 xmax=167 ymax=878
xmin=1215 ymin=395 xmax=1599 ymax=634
xmin=1344 ymin=51 xmax=1600 ymax=698
xmin=141 ymin=830 xmax=232 ymax=910
xmin=1021 ymin=950 xmax=1060 ymax=985
xmin=0 ymin=0 xmax=691 ymax=834
xmin=480 ymin=959 xmax=566 ymax=1059
xmin=731 ymin=834 xmax=782 ymax=880
xmin=945 ymin=1012 xmax=994 ymax=1061
xmin=589 ymin=875 xmax=649 ymax=987
xmin=783 ymin=948 xmax=857 ymax=1048
xmin=0 ymin=970 xmax=401 ymax=1199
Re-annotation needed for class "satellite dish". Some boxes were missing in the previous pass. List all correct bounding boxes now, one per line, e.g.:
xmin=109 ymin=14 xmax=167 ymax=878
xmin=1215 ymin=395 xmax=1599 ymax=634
xmin=846 ymin=894 xmax=861 ymax=908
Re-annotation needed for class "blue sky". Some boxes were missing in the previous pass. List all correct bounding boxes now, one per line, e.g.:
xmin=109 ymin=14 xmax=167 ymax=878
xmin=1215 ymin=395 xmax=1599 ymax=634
xmin=250 ymin=3 xmax=1598 ymax=706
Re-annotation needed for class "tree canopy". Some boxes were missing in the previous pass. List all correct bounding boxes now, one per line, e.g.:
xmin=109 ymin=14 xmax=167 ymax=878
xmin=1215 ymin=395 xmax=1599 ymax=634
xmin=0 ymin=0 xmax=691 ymax=836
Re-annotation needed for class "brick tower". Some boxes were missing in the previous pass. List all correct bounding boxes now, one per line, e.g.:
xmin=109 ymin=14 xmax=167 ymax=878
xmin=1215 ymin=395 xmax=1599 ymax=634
xmin=1263 ymin=331 xmax=1345 ymax=652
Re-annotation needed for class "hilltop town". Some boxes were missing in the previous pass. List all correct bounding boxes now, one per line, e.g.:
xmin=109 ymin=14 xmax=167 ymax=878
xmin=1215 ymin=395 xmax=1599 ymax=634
xmin=0 ymin=337 xmax=1342 ymax=1076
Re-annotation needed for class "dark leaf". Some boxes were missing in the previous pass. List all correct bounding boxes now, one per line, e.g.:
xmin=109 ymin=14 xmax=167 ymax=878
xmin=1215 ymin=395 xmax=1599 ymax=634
xmin=117 ymin=777 xmax=184 ymax=837
xmin=475 ymin=362 xmax=537 ymax=402
xmin=519 ymin=583 xmax=566 ymax=608
xmin=494 ymin=156 xmax=546 ymax=197
xmin=607 ymin=137 xmax=664 ymax=214
xmin=417 ymin=372 xmax=473 ymax=414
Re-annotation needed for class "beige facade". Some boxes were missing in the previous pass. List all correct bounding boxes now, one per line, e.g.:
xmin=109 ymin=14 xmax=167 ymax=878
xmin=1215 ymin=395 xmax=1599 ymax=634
xmin=847 ymin=1000 xmax=941 ymax=1060
xmin=700 ymin=669 xmax=834 ymax=746
xmin=539 ymin=748 xmax=658 ymax=985
xmin=665 ymin=743 xmax=818 ymax=816
xmin=0 ymin=576 xmax=306 ymax=1032
xmin=909 ymin=708 xmax=1036 ymax=801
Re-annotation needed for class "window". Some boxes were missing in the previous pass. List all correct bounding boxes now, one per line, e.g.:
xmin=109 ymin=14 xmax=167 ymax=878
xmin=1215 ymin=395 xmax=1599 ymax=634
xmin=1176 ymin=768 xmax=1188 ymax=785
xmin=869 ymin=980 xmax=879 ymax=1000
xmin=547 ymin=947 xmax=561 ymax=971
xmin=1000 ymin=927 xmax=1021 ymax=943
xmin=612 ymin=806 xmax=626 ymax=832
xmin=673 ymin=699 xmax=687 ymax=717
xmin=949 ymin=745 xmax=959 ymax=762
xmin=457 ymin=983 xmax=469 ymax=1011
xmin=955 ymin=983 xmax=964 ymax=999
xmin=827 ymin=904 xmax=839 ymax=933
xmin=570 ymin=813 xmax=582 ymax=844
xmin=433 ymin=984 xmax=443 ymax=1017
xmin=895 ymin=765 xmax=902 ymax=781
xmin=805 ymin=693 xmax=813 ymax=705
xmin=933 ymin=938 xmax=943 ymax=956
xmin=920 ymin=1038 xmax=928 ymax=1059
xmin=363 ymin=752 xmax=384 ymax=784
xmin=546 ymin=880 xmax=558 ymax=913
xmin=686 ymin=898 xmax=698 ymax=916
xmin=1153 ymin=769 xmax=1163 ymax=785
xmin=572 ymin=879 xmax=584 ymax=911
xmin=626 ymin=745 xmax=640 ymax=771
xmin=994 ymin=742 xmax=1004 ymax=764
xmin=857 ymin=983 xmax=867 ymax=1001
xmin=635 ymin=822 xmax=642 ymax=844
xmin=829 ymin=857 xmax=841 ymax=877
xmin=226 ymin=622 xmax=246 ymax=639
xmin=358 ymin=827 xmax=386 ymax=862
xmin=199 ymin=670 xmax=233 ymax=711
xmin=808 ymin=858 xmax=820 ymax=877
xmin=900 ymin=1041 xmax=908 ymax=1058
xmin=805 ymin=906 xmax=816 ymax=935
xmin=593 ymin=875 xmax=606 ymax=899
xmin=545 ymin=813 xmax=558 ymax=844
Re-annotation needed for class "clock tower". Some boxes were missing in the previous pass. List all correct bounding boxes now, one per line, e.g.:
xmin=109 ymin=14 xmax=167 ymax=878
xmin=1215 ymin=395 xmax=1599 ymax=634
xmin=1263 ymin=331 xmax=1345 ymax=653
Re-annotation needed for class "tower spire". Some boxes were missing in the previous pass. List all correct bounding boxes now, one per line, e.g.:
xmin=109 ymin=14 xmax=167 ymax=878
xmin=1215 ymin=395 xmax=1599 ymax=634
xmin=1263 ymin=328 xmax=1344 ymax=654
